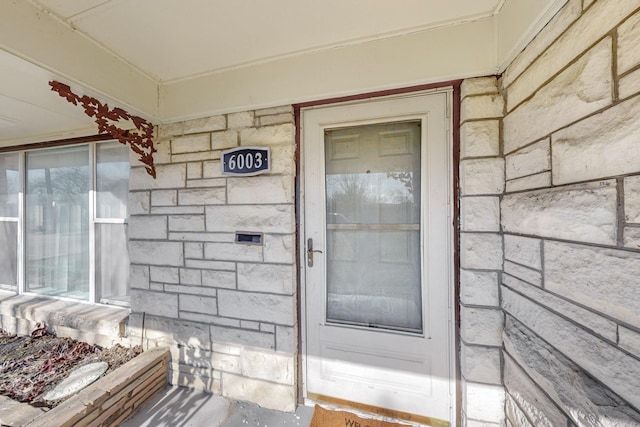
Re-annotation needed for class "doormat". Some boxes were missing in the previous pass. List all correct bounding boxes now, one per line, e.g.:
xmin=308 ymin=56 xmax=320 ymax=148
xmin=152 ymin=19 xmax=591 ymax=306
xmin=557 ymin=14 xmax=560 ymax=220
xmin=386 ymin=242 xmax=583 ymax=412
xmin=310 ymin=405 xmax=411 ymax=427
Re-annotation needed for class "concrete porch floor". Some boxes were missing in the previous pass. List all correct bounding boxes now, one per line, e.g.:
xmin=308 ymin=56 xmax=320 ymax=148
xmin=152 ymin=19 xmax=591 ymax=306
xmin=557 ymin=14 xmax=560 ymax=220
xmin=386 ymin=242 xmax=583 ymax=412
xmin=121 ymin=385 xmax=314 ymax=427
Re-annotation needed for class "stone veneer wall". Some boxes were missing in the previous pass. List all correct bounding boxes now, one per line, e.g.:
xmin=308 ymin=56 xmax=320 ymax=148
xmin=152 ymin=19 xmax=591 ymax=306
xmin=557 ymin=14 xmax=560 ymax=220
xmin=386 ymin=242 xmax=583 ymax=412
xmin=500 ymin=0 xmax=640 ymax=425
xmin=459 ymin=76 xmax=506 ymax=426
xmin=126 ymin=106 xmax=297 ymax=412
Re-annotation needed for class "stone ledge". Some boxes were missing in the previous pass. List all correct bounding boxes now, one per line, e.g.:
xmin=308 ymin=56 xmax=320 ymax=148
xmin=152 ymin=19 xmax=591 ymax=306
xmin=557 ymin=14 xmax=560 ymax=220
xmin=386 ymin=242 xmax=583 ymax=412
xmin=0 ymin=291 xmax=129 ymax=346
xmin=25 ymin=347 xmax=170 ymax=427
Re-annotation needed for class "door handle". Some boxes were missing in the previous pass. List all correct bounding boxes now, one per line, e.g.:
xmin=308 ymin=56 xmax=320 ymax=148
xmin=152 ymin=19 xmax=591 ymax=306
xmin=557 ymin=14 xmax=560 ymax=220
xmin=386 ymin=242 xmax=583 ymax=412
xmin=307 ymin=238 xmax=323 ymax=267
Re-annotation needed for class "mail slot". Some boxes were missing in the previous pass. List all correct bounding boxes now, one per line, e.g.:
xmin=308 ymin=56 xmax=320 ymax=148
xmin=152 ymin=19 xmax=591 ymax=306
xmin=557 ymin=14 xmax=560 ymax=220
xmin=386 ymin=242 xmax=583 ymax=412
xmin=235 ymin=232 xmax=263 ymax=245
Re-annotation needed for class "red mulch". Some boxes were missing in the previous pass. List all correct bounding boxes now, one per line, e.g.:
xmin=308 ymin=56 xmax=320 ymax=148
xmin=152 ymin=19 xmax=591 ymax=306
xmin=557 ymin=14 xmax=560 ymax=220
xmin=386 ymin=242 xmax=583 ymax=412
xmin=0 ymin=325 xmax=142 ymax=407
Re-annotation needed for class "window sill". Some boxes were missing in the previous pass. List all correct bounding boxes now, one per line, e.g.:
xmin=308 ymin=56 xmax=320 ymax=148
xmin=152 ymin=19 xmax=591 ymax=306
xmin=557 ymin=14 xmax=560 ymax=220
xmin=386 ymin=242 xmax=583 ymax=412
xmin=0 ymin=291 xmax=130 ymax=346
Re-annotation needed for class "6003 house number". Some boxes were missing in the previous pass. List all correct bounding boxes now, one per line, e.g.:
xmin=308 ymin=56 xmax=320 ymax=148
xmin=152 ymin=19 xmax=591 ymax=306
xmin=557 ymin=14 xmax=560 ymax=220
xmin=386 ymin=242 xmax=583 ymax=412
xmin=221 ymin=146 xmax=270 ymax=176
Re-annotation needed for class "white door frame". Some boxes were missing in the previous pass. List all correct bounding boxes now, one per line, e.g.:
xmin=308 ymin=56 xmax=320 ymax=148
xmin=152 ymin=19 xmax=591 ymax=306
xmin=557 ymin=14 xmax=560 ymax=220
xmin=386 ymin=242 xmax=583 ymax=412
xmin=298 ymin=88 xmax=457 ymax=425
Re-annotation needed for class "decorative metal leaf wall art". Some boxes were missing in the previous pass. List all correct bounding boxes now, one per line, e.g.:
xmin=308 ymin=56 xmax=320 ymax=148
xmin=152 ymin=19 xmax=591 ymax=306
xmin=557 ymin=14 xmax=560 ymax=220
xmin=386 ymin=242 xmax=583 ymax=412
xmin=49 ymin=81 xmax=157 ymax=178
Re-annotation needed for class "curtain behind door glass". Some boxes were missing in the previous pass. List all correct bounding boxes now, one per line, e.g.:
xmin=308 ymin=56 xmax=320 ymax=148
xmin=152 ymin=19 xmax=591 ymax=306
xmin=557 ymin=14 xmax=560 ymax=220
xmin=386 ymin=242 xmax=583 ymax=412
xmin=25 ymin=146 xmax=90 ymax=299
xmin=325 ymin=121 xmax=423 ymax=332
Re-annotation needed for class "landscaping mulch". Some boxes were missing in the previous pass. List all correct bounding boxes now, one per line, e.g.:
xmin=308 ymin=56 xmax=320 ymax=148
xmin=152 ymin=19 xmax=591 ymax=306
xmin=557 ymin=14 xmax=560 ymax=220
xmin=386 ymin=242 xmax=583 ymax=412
xmin=0 ymin=325 xmax=142 ymax=408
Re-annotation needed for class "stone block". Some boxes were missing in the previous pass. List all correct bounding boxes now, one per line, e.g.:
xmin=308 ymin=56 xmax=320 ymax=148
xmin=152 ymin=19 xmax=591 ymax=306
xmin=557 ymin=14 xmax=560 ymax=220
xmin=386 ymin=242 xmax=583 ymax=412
xmin=460 ymin=306 xmax=503 ymax=346
xmin=201 ymin=270 xmax=236 ymax=289
xmin=204 ymin=242 xmax=263 ymax=262
xmin=206 ymin=205 xmax=294 ymax=233
xmin=171 ymin=134 xmax=210 ymax=154
xmin=544 ymin=241 xmax=640 ymax=328
xmin=506 ymin=0 xmax=637 ymax=110
xmin=505 ymin=172 xmax=551 ymax=193
xmin=269 ymin=144 xmax=295 ymax=176
xmin=504 ymin=262 xmax=542 ymax=287
xmin=460 ymin=196 xmax=500 ymax=232
xmin=504 ymin=38 xmax=612 ymax=153
xmin=464 ymin=381 xmax=506 ymax=423
xmin=150 ymin=266 xmax=180 ymax=284
xmin=221 ymin=373 xmax=295 ymax=412
xmin=239 ymin=124 xmax=295 ymax=147
xmin=187 ymin=162 xmax=202 ymax=179
xmin=172 ymin=151 xmax=222 ymax=163
xmin=255 ymin=105 xmax=293 ymax=116
xmin=263 ymin=234 xmax=295 ymax=264
xmin=505 ymin=139 xmax=550 ymax=180
xmin=131 ymin=290 xmax=178 ymax=318
xmin=619 ymin=67 xmax=640 ymax=100
xmin=275 ymin=325 xmax=295 ymax=353
xmin=227 ymin=111 xmax=254 ymax=129
xmin=186 ymin=178 xmax=227 ymax=189
xmin=152 ymin=206 xmax=204 ymax=215
xmin=210 ymin=325 xmax=275 ymax=349
xmin=624 ymin=226 xmax=640 ymax=249
xmin=211 ymin=130 xmax=238 ymax=150
xmin=552 ymin=95 xmax=640 ymax=185
xmin=151 ymin=190 xmax=177 ymax=206
xmin=129 ymin=215 xmax=167 ymax=239
xmin=211 ymin=350 xmax=241 ymax=373
xmin=129 ymin=241 xmax=184 ymax=266
xmin=202 ymin=160 xmax=224 ymax=178
xmin=186 ymin=259 xmax=236 ymax=271
xmin=505 ymin=394 xmax=534 ymax=427
xmin=182 ymin=115 xmax=226 ymax=134
xmin=460 ymin=233 xmax=503 ymax=270
xmin=460 ymin=269 xmax=500 ymax=307
xmin=504 ymin=317 xmax=640 ymax=426
xmin=503 ymin=235 xmax=541 ymax=269
xmin=619 ymin=326 xmax=640 ymax=355
xmin=501 ymin=181 xmax=617 ymax=245
xmin=460 ymin=158 xmax=505 ymax=195
xmin=237 ymin=263 xmax=294 ymax=295
xmin=502 ymin=287 xmax=640 ymax=410
xmin=503 ymin=274 xmax=617 ymax=342
xmin=625 ymin=175 xmax=640 ymax=223
xmin=178 ymin=188 xmax=226 ymax=206
xmin=179 ymin=268 xmax=202 ymax=285
xmin=504 ymin=354 xmax=569 ymax=427
xmin=618 ymin=10 xmax=640 ymax=75
xmin=165 ymin=284 xmax=217 ymax=297
xmin=130 ymin=314 xmax=211 ymax=349
xmin=169 ymin=215 xmax=205 ymax=232
xmin=179 ymin=295 xmax=217 ymax=316
xmin=241 ymin=320 xmax=260 ymax=330
xmin=460 ymin=120 xmax=500 ymax=158
xmin=461 ymin=77 xmax=499 ymax=98
xmin=240 ymin=348 xmax=294 ymax=385
xmin=184 ymin=242 xmax=203 ymax=259
xmin=461 ymin=95 xmax=504 ymax=123
xmin=502 ymin=0 xmax=582 ymax=88
xmin=130 ymin=164 xmax=186 ymax=190
xmin=227 ymin=175 xmax=293 ymax=205
xmin=128 ymin=191 xmax=150 ymax=215
xmin=218 ymin=290 xmax=294 ymax=326
xmin=130 ymin=265 xmax=150 ymax=290
xmin=258 ymin=113 xmax=294 ymax=127
xmin=461 ymin=343 xmax=502 ymax=385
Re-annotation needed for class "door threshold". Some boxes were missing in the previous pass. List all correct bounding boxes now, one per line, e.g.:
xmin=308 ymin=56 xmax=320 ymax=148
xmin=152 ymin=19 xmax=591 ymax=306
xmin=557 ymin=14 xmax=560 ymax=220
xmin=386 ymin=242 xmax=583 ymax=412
xmin=305 ymin=392 xmax=450 ymax=427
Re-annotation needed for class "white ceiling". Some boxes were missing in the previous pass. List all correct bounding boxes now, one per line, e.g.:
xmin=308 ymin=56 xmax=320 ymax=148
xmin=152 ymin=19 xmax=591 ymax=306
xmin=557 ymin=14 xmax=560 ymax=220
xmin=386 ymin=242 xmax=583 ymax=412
xmin=0 ymin=0 xmax=561 ymax=147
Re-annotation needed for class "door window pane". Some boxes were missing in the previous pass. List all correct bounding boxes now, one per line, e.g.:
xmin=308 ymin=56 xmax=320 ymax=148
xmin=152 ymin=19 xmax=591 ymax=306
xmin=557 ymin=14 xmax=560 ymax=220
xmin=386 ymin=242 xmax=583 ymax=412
xmin=96 ymin=223 xmax=129 ymax=305
xmin=325 ymin=121 xmax=423 ymax=332
xmin=25 ymin=146 xmax=90 ymax=300
xmin=96 ymin=141 xmax=129 ymax=219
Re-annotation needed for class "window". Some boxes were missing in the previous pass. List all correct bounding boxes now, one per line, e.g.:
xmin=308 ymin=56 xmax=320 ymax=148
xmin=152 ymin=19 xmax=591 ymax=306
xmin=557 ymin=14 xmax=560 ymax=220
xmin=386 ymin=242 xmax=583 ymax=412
xmin=0 ymin=141 xmax=130 ymax=305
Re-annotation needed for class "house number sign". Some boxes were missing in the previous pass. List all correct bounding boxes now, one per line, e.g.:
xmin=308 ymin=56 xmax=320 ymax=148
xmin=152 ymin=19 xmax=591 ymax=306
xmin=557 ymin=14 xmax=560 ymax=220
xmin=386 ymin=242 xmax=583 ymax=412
xmin=221 ymin=146 xmax=270 ymax=176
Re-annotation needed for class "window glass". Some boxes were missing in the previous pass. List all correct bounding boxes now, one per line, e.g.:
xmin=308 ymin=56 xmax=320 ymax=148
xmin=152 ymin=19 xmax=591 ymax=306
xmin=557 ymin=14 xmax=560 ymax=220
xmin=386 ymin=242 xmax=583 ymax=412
xmin=25 ymin=146 xmax=90 ymax=300
xmin=0 ymin=153 xmax=19 ymax=218
xmin=96 ymin=223 xmax=129 ymax=305
xmin=96 ymin=141 xmax=129 ymax=219
xmin=0 ymin=222 xmax=17 ymax=290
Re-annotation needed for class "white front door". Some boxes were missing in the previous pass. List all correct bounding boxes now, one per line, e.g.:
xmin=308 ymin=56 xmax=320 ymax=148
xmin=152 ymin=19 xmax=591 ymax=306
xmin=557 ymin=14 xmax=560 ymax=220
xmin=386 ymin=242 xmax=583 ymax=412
xmin=302 ymin=91 xmax=454 ymax=426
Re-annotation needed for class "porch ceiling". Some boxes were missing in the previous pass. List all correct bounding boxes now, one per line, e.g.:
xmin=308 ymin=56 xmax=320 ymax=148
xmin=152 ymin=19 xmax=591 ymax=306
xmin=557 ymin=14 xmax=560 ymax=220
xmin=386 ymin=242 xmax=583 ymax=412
xmin=0 ymin=0 xmax=562 ymax=147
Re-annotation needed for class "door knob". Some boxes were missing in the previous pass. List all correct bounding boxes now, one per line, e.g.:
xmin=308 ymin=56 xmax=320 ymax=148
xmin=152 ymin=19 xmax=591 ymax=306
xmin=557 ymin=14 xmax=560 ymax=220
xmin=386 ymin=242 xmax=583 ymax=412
xmin=307 ymin=238 xmax=323 ymax=267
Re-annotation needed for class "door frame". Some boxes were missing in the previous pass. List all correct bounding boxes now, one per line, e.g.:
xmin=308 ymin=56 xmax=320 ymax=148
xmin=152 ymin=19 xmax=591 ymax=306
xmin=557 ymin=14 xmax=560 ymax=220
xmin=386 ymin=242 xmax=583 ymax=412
xmin=294 ymin=81 xmax=462 ymax=425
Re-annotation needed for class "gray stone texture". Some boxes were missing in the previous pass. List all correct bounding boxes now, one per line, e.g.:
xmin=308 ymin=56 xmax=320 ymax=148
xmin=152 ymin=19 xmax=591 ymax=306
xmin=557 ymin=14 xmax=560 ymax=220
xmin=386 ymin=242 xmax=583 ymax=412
xmin=501 ymin=181 xmax=617 ymax=245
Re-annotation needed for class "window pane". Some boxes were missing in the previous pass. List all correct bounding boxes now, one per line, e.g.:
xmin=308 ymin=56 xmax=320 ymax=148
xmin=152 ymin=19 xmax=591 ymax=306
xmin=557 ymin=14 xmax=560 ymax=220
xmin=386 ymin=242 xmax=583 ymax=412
xmin=325 ymin=121 xmax=423 ymax=332
xmin=96 ymin=141 xmax=129 ymax=219
xmin=96 ymin=223 xmax=129 ymax=305
xmin=0 ymin=221 xmax=18 ymax=290
xmin=0 ymin=153 xmax=19 ymax=218
xmin=25 ymin=146 xmax=90 ymax=300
